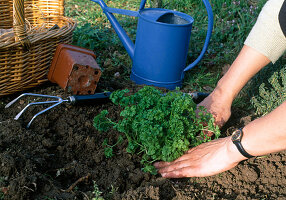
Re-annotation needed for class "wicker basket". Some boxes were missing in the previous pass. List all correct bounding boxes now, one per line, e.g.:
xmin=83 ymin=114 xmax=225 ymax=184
xmin=0 ymin=0 xmax=76 ymax=96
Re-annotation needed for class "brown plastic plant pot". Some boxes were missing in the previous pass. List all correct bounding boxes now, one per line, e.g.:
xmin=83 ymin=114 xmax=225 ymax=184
xmin=48 ymin=44 xmax=102 ymax=95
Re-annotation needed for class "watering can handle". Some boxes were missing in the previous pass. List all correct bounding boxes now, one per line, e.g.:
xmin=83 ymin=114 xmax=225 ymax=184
xmin=184 ymin=0 xmax=213 ymax=72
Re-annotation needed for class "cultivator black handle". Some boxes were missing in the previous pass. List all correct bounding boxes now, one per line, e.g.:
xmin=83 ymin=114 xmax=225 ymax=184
xmin=68 ymin=91 xmax=208 ymax=104
xmin=68 ymin=92 xmax=112 ymax=104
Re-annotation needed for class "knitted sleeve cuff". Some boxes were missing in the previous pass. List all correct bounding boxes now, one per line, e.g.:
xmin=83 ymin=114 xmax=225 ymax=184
xmin=244 ymin=0 xmax=286 ymax=63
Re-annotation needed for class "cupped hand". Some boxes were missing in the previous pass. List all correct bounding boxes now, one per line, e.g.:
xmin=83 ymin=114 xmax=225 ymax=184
xmin=154 ymin=137 xmax=246 ymax=178
xmin=197 ymin=89 xmax=232 ymax=129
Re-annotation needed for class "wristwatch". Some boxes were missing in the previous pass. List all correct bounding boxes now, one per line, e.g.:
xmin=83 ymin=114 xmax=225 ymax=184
xmin=231 ymin=128 xmax=254 ymax=158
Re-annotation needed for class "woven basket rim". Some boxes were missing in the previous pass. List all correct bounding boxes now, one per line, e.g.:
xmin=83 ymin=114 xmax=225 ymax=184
xmin=0 ymin=0 xmax=76 ymax=96
xmin=0 ymin=16 xmax=76 ymax=49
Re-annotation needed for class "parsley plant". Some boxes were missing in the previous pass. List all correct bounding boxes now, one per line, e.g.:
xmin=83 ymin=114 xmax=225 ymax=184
xmin=94 ymin=86 xmax=220 ymax=174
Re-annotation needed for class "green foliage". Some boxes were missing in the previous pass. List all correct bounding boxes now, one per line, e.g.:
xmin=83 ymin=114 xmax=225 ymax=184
xmin=251 ymin=67 xmax=286 ymax=116
xmin=72 ymin=23 xmax=114 ymax=51
xmin=65 ymin=0 xmax=138 ymax=50
xmin=102 ymin=136 xmax=123 ymax=158
xmin=92 ymin=181 xmax=104 ymax=200
xmin=150 ymin=0 xmax=163 ymax=8
xmin=93 ymin=86 xmax=220 ymax=173
xmin=94 ymin=110 xmax=115 ymax=132
xmin=183 ymin=67 xmax=220 ymax=91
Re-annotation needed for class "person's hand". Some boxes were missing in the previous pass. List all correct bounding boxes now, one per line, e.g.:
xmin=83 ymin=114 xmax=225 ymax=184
xmin=197 ymin=88 xmax=232 ymax=129
xmin=154 ymin=136 xmax=246 ymax=178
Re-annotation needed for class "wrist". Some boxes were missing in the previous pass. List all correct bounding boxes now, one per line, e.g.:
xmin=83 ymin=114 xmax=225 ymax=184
xmin=226 ymin=136 xmax=248 ymax=162
xmin=211 ymin=85 xmax=234 ymax=107
xmin=216 ymin=80 xmax=237 ymax=100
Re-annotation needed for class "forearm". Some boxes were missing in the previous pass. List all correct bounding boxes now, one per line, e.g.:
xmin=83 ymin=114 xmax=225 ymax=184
xmin=214 ymin=0 xmax=286 ymax=104
xmin=215 ymin=45 xmax=270 ymax=101
xmin=242 ymin=101 xmax=286 ymax=156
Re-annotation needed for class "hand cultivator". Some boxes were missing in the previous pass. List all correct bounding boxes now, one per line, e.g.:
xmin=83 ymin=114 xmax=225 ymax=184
xmin=5 ymin=92 xmax=111 ymax=128
xmin=5 ymin=91 xmax=208 ymax=128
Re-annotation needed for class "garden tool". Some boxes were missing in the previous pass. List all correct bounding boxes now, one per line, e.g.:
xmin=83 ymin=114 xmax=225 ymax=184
xmin=91 ymin=0 xmax=213 ymax=89
xmin=5 ymin=91 xmax=209 ymax=128
xmin=5 ymin=92 xmax=112 ymax=128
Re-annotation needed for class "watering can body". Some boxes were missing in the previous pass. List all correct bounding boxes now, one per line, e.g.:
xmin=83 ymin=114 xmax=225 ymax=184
xmin=132 ymin=9 xmax=194 ymax=89
xmin=91 ymin=0 xmax=213 ymax=90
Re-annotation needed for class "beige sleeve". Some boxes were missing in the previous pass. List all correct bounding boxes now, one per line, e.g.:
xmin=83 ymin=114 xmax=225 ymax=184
xmin=244 ymin=0 xmax=286 ymax=63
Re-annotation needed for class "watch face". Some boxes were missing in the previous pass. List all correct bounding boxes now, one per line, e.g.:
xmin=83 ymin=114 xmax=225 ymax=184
xmin=232 ymin=129 xmax=242 ymax=142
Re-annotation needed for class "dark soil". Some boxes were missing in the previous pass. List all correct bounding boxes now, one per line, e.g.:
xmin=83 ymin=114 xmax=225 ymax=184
xmin=0 ymin=78 xmax=285 ymax=200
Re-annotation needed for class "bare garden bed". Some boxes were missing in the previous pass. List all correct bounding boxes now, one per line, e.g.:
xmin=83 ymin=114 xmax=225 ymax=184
xmin=0 ymin=77 xmax=285 ymax=200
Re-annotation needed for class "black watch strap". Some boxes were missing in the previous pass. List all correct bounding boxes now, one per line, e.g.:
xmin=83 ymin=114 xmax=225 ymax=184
xmin=232 ymin=128 xmax=254 ymax=159
xmin=233 ymin=140 xmax=254 ymax=158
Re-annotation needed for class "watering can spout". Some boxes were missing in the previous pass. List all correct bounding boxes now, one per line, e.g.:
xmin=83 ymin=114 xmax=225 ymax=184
xmin=90 ymin=0 xmax=141 ymax=60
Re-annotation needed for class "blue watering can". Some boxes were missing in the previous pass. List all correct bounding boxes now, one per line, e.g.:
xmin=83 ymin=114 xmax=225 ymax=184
xmin=91 ymin=0 xmax=213 ymax=89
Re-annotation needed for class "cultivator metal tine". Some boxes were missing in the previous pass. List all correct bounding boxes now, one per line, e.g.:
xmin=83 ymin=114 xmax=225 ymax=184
xmin=26 ymin=101 xmax=64 ymax=128
xmin=5 ymin=93 xmax=63 ymax=108
xmin=14 ymin=101 xmax=60 ymax=120
xmin=5 ymin=93 xmax=69 ymax=128
xmin=5 ymin=93 xmax=31 ymax=108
